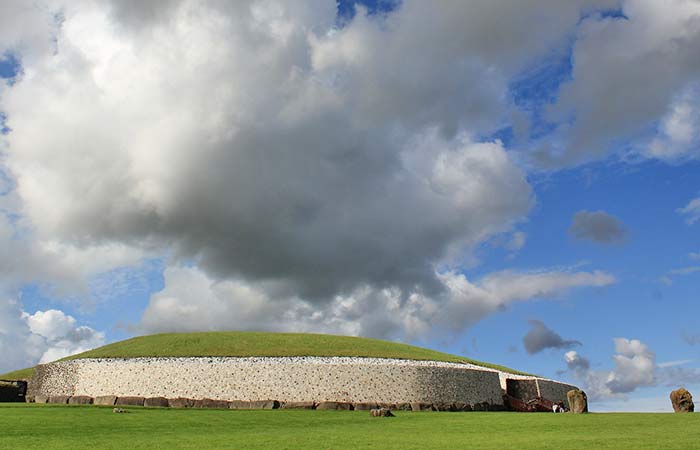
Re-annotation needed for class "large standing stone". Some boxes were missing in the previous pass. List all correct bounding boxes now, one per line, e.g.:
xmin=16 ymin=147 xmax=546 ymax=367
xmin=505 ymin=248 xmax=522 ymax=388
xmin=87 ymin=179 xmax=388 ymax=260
xmin=670 ymin=388 xmax=694 ymax=413
xmin=567 ymin=390 xmax=588 ymax=414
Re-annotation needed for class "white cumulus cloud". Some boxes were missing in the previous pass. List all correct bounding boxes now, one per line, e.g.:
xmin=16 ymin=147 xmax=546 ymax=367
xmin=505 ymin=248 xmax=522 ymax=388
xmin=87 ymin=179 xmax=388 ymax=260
xmin=140 ymin=265 xmax=614 ymax=340
xmin=0 ymin=302 xmax=105 ymax=373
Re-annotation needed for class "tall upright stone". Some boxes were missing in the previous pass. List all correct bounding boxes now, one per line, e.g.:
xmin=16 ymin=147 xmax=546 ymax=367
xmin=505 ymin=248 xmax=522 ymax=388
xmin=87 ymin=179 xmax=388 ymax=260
xmin=670 ymin=388 xmax=694 ymax=413
xmin=566 ymin=389 xmax=588 ymax=414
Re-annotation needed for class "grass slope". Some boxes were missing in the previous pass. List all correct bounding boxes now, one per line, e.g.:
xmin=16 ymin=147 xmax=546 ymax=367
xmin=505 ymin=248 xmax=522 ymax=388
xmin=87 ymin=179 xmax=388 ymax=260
xmin=0 ymin=331 xmax=530 ymax=380
xmin=0 ymin=404 xmax=696 ymax=450
xmin=0 ymin=367 xmax=35 ymax=381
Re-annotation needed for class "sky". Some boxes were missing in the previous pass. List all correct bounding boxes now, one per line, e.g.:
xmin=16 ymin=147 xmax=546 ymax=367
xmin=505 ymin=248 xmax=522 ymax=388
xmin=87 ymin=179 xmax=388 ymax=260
xmin=0 ymin=0 xmax=699 ymax=412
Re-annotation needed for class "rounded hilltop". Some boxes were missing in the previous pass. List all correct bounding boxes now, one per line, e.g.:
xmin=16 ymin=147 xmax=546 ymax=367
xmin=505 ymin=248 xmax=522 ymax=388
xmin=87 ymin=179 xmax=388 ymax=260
xmin=12 ymin=331 xmax=579 ymax=411
xmin=1 ymin=331 xmax=530 ymax=379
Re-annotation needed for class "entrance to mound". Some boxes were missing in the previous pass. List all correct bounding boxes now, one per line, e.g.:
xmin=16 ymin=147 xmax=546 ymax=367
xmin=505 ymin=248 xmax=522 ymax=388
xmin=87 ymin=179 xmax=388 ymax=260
xmin=0 ymin=380 xmax=27 ymax=403
xmin=505 ymin=378 xmax=539 ymax=401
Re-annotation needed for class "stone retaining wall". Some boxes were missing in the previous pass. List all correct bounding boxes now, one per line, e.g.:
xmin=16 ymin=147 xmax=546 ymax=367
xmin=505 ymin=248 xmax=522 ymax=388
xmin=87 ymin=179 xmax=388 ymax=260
xmin=29 ymin=357 xmax=577 ymax=408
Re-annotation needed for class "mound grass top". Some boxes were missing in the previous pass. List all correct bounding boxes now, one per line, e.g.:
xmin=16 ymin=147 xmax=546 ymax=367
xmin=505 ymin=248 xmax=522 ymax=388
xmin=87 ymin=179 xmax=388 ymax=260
xmin=0 ymin=331 xmax=531 ymax=379
xmin=0 ymin=367 xmax=35 ymax=381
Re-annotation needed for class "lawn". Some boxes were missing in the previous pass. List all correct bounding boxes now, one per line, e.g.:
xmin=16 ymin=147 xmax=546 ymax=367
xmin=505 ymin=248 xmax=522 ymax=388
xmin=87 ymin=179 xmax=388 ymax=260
xmin=0 ymin=331 xmax=531 ymax=380
xmin=0 ymin=404 xmax=696 ymax=450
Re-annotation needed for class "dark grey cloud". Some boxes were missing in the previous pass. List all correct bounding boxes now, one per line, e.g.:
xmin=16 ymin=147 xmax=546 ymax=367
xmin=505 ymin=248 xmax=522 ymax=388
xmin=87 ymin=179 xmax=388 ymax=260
xmin=565 ymin=350 xmax=590 ymax=371
xmin=0 ymin=1 xmax=609 ymax=305
xmin=0 ymin=0 xmax=617 ymax=342
xmin=523 ymin=320 xmax=581 ymax=354
xmin=569 ymin=210 xmax=627 ymax=244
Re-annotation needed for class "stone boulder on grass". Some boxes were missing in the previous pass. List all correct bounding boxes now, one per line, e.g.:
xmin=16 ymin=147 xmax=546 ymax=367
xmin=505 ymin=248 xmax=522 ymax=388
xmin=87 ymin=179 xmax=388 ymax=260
xmin=566 ymin=390 xmax=588 ymax=414
xmin=670 ymin=388 xmax=694 ymax=413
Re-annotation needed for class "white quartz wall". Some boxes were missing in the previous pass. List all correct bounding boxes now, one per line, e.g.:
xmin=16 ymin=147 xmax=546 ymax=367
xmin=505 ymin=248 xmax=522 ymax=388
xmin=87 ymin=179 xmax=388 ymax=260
xmin=32 ymin=357 xmax=577 ymax=406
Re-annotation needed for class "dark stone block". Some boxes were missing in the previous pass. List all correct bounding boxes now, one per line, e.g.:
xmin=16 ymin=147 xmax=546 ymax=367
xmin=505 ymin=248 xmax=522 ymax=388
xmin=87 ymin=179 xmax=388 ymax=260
xmin=280 ymin=401 xmax=316 ymax=409
xmin=68 ymin=396 xmax=94 ymax=405
xmin=229 ymin=400 xmax=251 ymax=409
xmin=353 ymin=402 xmax=379 ymax=411
xmin=144 ymin=397 xmax=169 ymax=408
xmin=410 ymin=402 xmax=433 ymax=412
xmin=168 ymin=397 xmax=194 ymax=408
xmin=316 ymin=401 xmax=353 ymax=410
xmin=94 ymin=396 xmax=117 ymax=406
xmin=48 ymin=395 xmax=70 ymax=404
xmin=193 ymin=398 xmax=230 ymax=409
xmin=433 ymin=403 xmax=457 ymax=412
xmin=115 ymin=396 xmax=145 ymax=407
xmin=249 ymin=400 xmax=280 ymax=409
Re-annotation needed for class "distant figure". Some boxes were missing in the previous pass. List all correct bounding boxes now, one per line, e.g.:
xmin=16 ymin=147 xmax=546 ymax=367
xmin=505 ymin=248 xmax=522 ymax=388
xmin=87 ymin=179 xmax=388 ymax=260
xmin=552 ymin=402 xmax=567 ymax=413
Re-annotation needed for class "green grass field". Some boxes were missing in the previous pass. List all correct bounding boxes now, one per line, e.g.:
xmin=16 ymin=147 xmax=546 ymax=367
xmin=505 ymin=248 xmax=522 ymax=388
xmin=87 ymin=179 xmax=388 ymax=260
xmin=0 ymin=331 xmax=530 ymax=380
xmin=0 ymin=404 xmax=696 ymax=449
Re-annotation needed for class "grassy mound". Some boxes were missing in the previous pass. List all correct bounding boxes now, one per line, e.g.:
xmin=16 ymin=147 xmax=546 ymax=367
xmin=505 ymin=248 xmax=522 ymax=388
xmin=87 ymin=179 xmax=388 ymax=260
xmin=0 ymin=331 xmax=530 ymax=379
xmin=0 ymin=367 xmax=35 ymax=381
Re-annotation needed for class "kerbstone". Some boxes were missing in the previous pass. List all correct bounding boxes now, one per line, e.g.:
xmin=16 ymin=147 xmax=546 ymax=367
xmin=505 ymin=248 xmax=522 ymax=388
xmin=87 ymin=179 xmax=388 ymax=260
xmin=317 ymin=401 xmax=353 ymax=410
xmin=94 ymin=396 xmax=117 ymax=406
xmin=193 ymin=398 xmax=230 ymax=409
xmin=168 ymin=397 xmax=193 ymax=408
xmin=281 ymin=401 xmax=315 ymax=409
xmin=68 ymin=396 xmax=93 ymax=405
xmin=144 ymin=397 xmax=169 ymax=408
xmin=115 ymin=396 xmax=144 ymax=407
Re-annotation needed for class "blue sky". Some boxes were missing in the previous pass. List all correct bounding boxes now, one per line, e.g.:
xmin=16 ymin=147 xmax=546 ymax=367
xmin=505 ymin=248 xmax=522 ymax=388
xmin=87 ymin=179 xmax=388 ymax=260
xmin=1 ymin=0 xmax=699 ymax=412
